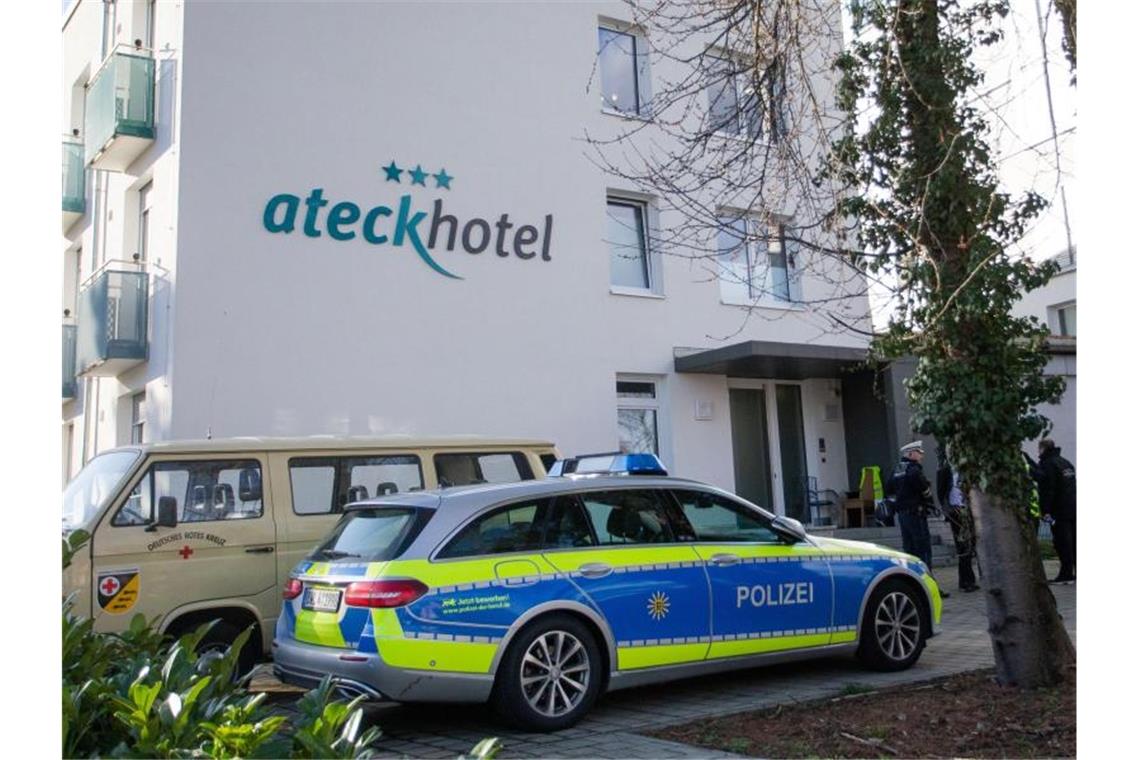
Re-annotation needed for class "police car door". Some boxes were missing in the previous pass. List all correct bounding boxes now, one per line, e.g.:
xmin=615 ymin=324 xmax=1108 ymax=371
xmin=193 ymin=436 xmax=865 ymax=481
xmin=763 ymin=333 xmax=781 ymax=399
xmin=90 ymin=455 xmax=277 ymax=632
xmin=541 ymin=488 xmax=711 ymax=670
xmin=672 ymin=489 xmax=834 ymax=658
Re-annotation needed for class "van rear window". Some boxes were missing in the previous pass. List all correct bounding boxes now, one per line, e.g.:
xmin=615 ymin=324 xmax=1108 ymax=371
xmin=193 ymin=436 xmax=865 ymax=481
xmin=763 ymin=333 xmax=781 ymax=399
xmin=434 ymin=452 xmax=533 ymax=488
xmin=311 ymin=507 xmax=432 ymax=562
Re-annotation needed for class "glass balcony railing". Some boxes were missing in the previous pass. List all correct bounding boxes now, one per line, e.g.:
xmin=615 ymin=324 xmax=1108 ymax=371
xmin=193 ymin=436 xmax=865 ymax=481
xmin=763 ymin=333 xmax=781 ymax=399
xmin=84 ymin=49 xmax=156 ymax=172
xmin=76 ymin=269 xmax=149 ymax=376
xmin=63 ymin=139 xmax=85 ymax=228
xmin=63 ymin=324 xmax=78 ymax=400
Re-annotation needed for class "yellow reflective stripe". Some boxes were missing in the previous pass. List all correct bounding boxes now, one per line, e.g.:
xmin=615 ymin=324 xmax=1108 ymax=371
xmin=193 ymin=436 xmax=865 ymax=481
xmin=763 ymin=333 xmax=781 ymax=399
xmin=707 ymin=632 xmax=833 ymax=659
xmin=377 ymin=556 xmax=557 ymax=587
xmin=364 ymin=561 xmax=391 ymax=579
xmin=922 ymin=573 xmax=943 ymax=624
xmin=374 ymin=638 xmax=498 ymax=673
xmin=617 ymin=643 xmax=709 ymax=669
xmin=304 ymin=562 xmax=332 ymax=577
xmin=542 ymin=546 xmax=704 ymax=574
xmin=831 ymin=631 xmax=858 ymax=644
xmin=294 ymin=610 xmax=346 ymax=648
xmin=690 ymin=545 xmax=827 ymax=561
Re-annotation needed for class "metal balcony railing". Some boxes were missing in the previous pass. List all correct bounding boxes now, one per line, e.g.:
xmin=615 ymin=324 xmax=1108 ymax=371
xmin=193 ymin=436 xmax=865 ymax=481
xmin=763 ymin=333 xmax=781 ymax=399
xmin=76 ymin=267 xmax=149 ymax=376
xmin=84 ymin=47 xmax=156 ymax=171
xmin=62 ymin=324 xmax=78 ymax=399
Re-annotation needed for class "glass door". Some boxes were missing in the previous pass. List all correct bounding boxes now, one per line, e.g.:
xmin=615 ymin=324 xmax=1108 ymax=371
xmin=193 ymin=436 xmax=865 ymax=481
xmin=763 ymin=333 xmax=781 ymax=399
xmin=775 ymin=384 xmax=809 ymax=523
xmin=728 ymin=388 xmax=774 ymax=511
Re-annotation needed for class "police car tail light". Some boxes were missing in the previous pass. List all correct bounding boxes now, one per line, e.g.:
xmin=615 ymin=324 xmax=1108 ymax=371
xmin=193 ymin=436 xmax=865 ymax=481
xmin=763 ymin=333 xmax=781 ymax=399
xmin=344 ymin=579 xmax=428 ymax=608
xmin=283 ymin=578 xmax=303 ymax=600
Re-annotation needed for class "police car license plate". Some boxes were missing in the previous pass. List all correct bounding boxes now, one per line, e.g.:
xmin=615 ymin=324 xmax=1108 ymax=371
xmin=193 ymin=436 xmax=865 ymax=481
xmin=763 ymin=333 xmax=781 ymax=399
xmin=302 ymin=587 xmax=341 ymax=612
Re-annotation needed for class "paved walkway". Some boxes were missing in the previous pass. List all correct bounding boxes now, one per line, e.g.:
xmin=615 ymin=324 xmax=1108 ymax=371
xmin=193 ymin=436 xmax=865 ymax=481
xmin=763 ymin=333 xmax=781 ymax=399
xmin=257 ymin=563 xmax=1076 ymax=758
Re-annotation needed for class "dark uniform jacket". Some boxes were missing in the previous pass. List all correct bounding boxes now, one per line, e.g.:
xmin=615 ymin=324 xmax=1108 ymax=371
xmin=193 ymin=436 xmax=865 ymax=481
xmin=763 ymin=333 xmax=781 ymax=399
xmin=888 ymin=459 xmax=933 ymax=515
xmin=1038 ymin=447 xmax=1076 ymax=521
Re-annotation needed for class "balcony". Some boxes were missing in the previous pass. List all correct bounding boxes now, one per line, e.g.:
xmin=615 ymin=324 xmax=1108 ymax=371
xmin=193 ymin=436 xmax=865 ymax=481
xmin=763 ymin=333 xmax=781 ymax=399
xmin=62 ymin=139 xmax=86 ymax=231
xmin=84 ymin=49 xmax=155 ymax=172
xmin=62 ymin=324 xmax=78 ymax=400
xmin=76 ymin=268 xmax=149 ymax=376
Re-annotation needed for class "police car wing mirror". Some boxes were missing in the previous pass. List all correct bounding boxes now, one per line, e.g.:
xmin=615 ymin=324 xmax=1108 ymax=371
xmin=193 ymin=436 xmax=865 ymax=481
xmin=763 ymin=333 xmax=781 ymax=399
xmin=155 ymin=496 xmax=178 ymax=529
xmin=771 ymin=515 xmax=807 ymax=543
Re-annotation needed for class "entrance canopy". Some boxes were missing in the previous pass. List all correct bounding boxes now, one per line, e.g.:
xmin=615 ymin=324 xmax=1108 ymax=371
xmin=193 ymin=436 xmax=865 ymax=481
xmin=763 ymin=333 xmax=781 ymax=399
xmin=674 ymin=341 xmax=870 ymax=380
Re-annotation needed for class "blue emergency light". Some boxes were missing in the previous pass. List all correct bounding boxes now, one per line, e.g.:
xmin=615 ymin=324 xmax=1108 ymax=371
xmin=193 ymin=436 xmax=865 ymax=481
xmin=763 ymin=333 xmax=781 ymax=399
xmin=547 ymin=452 xmax=668 ymax=478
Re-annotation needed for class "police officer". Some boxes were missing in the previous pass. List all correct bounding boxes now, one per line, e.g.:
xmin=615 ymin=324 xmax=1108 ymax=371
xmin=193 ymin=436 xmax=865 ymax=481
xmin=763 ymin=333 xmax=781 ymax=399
xmin=937 ymin=444 xmax=979 ymax=592
xmin=888 ymin=441 xmax=950 ymax=598
xmin=1038 ymin=438 xmax=1076 ymax=583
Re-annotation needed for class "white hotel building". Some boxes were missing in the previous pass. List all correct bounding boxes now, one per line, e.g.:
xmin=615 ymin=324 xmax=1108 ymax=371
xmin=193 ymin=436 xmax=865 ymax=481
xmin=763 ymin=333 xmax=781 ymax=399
xmin=61 ymin=0 xmax=907 ymax=524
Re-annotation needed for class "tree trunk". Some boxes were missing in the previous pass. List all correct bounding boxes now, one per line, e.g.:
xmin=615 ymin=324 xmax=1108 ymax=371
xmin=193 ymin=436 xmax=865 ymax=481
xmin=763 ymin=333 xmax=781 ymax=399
xmin=969 ymin=486 xmax=1075 ymax=685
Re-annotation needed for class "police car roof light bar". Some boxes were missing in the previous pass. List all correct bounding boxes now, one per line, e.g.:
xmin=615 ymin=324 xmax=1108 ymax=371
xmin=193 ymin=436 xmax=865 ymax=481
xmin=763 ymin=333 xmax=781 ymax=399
xmin=547 ymin=452 xmax=668 ymax=478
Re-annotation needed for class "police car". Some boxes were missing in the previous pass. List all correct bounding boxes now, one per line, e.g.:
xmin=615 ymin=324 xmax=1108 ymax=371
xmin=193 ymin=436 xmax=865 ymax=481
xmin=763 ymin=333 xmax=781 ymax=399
xmin=273 ymin=454 xmax=941 ymax=730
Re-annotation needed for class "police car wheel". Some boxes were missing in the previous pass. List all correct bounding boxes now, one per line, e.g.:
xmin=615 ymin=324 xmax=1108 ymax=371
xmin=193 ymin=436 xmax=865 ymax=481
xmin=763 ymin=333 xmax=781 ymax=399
xmin=492 ymin=614 xmax=602 ymax=731
xmin=857 ymin=580 xmax=925 ymax=671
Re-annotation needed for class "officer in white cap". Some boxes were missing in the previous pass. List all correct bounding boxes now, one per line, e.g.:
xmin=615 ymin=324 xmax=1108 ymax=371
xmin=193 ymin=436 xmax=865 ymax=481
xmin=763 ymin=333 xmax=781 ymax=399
xmin=887 ymin=440 xmax=949 ymax=597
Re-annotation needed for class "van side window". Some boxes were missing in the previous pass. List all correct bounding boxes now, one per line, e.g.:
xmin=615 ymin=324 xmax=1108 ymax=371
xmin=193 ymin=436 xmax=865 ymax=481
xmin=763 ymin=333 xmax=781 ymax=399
xmin=434 ymin=452 xmax=534 ymax=488
xmin=112 ymin=459 xmax=263 ymax=526
xmin=289 ymin=455 xmax=423 ymax=515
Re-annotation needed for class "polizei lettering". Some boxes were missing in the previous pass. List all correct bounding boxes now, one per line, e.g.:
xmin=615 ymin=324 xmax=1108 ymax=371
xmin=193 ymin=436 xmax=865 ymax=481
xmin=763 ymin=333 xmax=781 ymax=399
xmin=735 ymin=582 xmax=815 ymax=608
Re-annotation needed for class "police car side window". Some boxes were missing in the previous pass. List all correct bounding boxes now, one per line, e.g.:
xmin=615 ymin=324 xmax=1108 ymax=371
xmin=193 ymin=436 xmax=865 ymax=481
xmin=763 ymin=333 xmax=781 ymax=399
xmin=112 ymin=460 xmax=262 ymax=526
xmin=673 ymin=490 xmax=780 ymax=543
xmin=579 ymin=490 xmax=676 ymax=545
xmin=438 ymin=500 xmax=548 ymax=559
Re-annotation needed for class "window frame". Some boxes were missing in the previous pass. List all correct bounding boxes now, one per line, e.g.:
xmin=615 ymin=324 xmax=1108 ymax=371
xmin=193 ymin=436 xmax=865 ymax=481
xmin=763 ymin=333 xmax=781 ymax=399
xmin=287 ymin=454 xmax=425 ymax=516
xmin=606 ymin=195 xmax=655 ymax=293
xmin=705 ymin=53 xmax=763 ymax=139
xmin=616 ymin=377 xmax=661 ymax=456
xmin=130 ymin=391 xmax=146 ymax=445
xmin=715 ymin=213 xmax=799 ymax=306
xmin=597 ymin=22 xmax=653 ymax=118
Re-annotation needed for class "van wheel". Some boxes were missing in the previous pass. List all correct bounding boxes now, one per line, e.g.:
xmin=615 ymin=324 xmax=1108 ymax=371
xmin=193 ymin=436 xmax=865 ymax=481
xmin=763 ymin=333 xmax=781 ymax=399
xmin=491 ymin=614 xmax=601 ymax=732
xmin=194 ymin=620 xmax=258 ymax=679
xmin=857 ymin=579 xmax=925 ymax=671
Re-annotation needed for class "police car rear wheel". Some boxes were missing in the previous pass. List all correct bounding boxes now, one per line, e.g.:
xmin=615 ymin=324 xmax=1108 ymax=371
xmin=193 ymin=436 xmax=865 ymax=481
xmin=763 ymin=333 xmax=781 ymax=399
xmin=492 ymin=615 xmax=601 ymax=731
xmin=857 ymin=580 xmax=925 ymax=671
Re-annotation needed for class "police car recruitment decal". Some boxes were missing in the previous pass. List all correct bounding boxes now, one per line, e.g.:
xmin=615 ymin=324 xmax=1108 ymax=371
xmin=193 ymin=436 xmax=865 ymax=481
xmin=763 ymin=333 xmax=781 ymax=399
xmin=262 ymin=158 xmax=555 ymax=280
xmin=97 ymin=568 xmax=140 ymax=614
xmin=440 ymin=593 xmax=511 ymax=615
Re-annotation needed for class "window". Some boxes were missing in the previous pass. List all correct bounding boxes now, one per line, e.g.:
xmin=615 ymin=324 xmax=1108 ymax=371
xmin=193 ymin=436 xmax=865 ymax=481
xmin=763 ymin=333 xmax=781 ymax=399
xmin=672 ymin=490 xmax=780 ymax=543
xmin=1055 ymin=303 xmax=1076 ymax=336
xmin=145 ymin=0 xmax=157 ymax=50
xmin=434 ymin=452 xmax=534 ymax=488
xmin=716 ymin=215 xmax=796 ymax=304
xmin=114 ymin=459 xmax=263 ymax=526
xmin=617 ymin=380 xmax=659 ymax=454
xmin=138 ymin=181 xmax=153 ymax=263
xmin=439 ymin=496 xmax=591 ymax=559
xmin=706 ymin=56 xmax=762 ymax=138
xmin=597 ymin=26 xmax=651 ymax=116
xmin=313 ymin=508 xmax=428 ymax=562
xmin=607 ymin=198 xmax=651 ymax=290
xmin=289 ymin=455 xmax=424 ymax=515
xmin=130 ymin=392 xmax=146 ymax=444
xmin=579 ymin=490 xmax=677 ymax=545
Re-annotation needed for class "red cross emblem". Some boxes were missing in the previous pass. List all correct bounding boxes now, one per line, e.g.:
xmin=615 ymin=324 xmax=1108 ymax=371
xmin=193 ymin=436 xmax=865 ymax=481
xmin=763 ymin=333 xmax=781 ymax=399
xmin=178 ymin=545 xmax=194 ymax=560
xmin=100 ymin=576 xmax=121 ymax=596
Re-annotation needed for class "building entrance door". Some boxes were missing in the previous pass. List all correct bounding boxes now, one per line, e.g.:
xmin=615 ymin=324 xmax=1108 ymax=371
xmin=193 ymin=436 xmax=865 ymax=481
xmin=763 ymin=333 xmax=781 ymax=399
xmin=774 ymin=384 xmax=809 ymax=524
xmin=728 ymin=388 xmax=775 ymax=512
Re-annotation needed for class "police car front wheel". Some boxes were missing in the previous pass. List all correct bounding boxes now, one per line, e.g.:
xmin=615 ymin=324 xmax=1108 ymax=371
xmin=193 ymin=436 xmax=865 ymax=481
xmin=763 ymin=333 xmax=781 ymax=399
xmin=857 ymin=579 xmax=926 ymax=671
xmin=492 ymin=614 xmax=602 ymax=731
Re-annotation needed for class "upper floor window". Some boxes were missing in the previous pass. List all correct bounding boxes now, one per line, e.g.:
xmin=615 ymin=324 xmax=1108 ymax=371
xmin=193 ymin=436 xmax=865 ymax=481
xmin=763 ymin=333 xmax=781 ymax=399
xmin=137 ymin=181 xmax=153 ymax=263
xmin=717 ymin=214 xmax=796 ymax=304
xmin=130 ymin=392 xmax=146 ymax=444
xmin=617 ymin=379 xmax=659 ymax=455
xmin=705 ymin=55 xmax=789 ymax=141
xmin=607 ymin=197 xmax=651 ymax=290
xmin=1052 ymin=302 xmax=1076 ymax=337
xmin=707 ymin=56 xmax=762 ymax=138
xmin=598 ymin=25 xmax=652 ymax=116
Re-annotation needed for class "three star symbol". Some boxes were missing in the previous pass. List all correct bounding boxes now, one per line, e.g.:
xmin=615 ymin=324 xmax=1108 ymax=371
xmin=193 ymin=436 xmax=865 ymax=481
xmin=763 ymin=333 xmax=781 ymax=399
xmin=381 ymin=161 xmax=454 ymax=190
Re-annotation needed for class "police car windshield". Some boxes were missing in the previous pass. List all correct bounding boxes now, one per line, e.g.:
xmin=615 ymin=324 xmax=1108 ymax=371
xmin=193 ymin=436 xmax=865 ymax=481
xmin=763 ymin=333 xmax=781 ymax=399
xmin=63 ymin=450 xmax=141 ymax=530
xmin=311 ymin=507 xmax=430 ymax=563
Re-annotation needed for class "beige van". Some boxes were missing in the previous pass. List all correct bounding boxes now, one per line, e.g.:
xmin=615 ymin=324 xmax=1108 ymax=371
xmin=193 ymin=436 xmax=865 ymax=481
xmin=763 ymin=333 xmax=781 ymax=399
xmin=62 ymin=436 xmax=559 ymax=669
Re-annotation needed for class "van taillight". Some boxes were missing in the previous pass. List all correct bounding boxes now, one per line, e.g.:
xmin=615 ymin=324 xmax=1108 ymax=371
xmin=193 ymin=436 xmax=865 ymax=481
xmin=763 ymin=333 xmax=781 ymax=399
xmin=283 ymin=578 xmax=303 ymax=600
xmin=344 ymin=579 xmax=428 ymax=608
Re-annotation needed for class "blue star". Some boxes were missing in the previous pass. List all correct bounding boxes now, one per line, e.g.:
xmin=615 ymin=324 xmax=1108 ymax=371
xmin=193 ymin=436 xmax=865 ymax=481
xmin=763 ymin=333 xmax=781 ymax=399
xmin=383 ymin=161 xmax=403 ymax=182
xmin=433 ymin=168 xmax=453 ymax=190
xmin=409 ymin=165 xmax=428 ymax=186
